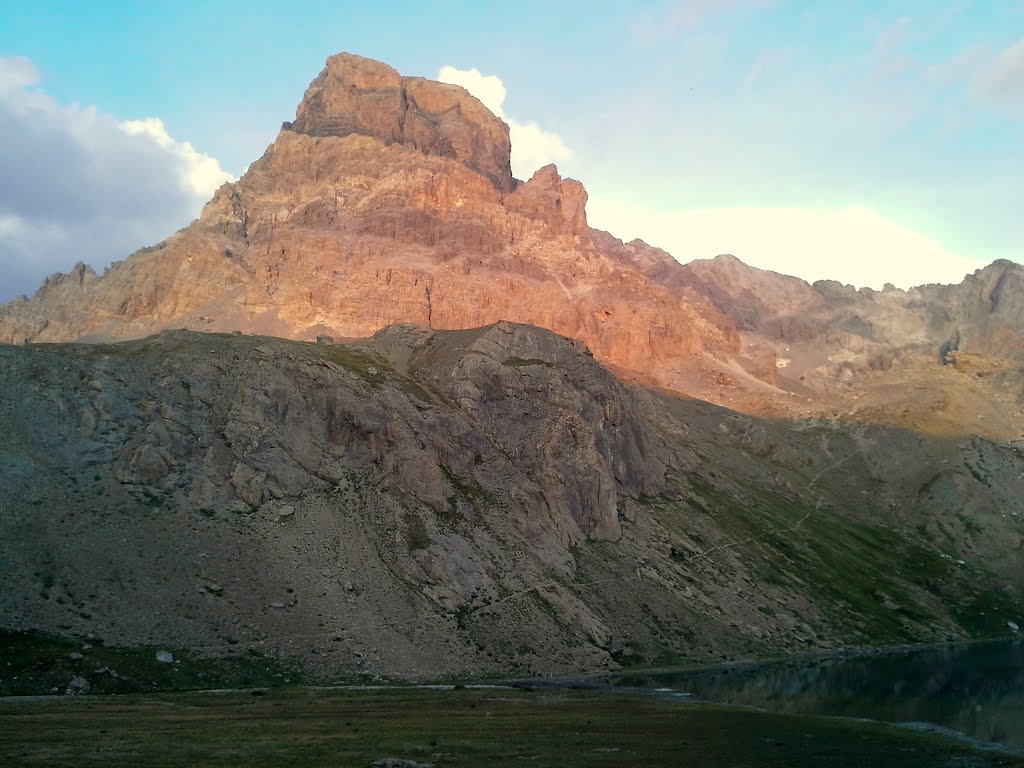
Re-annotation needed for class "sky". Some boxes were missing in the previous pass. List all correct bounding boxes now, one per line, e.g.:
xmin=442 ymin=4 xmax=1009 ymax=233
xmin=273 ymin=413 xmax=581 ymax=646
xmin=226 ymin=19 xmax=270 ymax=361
xmin=0 ymin=1 xmax=1021 ymax=302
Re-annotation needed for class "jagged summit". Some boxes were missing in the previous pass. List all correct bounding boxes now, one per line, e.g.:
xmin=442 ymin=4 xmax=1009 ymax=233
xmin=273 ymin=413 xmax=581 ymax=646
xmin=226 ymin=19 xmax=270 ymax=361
xmin=286 ymin=53 xmax=515 ymax=192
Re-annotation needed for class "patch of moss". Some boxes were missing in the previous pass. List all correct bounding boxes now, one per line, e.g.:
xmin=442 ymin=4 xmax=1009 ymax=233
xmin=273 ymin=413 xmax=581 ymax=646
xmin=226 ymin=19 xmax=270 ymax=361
xmin=954 ymin=589 xmax=1023 ymax=638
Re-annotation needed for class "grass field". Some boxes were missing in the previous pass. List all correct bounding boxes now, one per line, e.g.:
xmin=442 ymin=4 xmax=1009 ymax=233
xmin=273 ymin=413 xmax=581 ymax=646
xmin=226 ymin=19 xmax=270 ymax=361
xmin=1 ymin=687 xmax=1021 ymax=767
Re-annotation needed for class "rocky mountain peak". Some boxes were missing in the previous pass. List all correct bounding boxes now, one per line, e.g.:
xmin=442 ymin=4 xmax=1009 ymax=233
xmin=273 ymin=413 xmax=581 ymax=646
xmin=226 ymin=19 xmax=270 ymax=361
xmin=16 ymin=52 xmax=1023 ymax=405
xmin=0 ymin=53 xmax=745 ymax=392
xmin=286 ymin=52 xmax=515 ymax=192
xmin=506 ymin=164 xmax=588 ymax=235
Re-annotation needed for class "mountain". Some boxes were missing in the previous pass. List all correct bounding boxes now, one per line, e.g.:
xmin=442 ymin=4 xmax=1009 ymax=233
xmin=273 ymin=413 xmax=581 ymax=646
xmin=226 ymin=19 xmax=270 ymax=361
xmin=5 ymin=54 xmax=1021 ymax=434
xmin=677 ymin=254 xmax=1024 ymax=372
xmin=666 ymin=255 xmax=1024 ymax=441
xmin=2 ymin=325 xmax=1022 ymax=682
xmin=0 ymin=53 xmax=738 ymax=395
xmin=1 ymin=53 xmax=1023 ymax=687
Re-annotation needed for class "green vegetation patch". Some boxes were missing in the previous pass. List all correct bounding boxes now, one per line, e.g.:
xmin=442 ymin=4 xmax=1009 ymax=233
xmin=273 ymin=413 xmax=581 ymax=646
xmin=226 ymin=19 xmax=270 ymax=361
xmin=0 ymin=629 xmax=301 ymax=696
xmin=955 ymin=589 xmax=1023 ymax=637
xmin=316 ymin=343 xmax=439 ymax=403
xmin=681 ymin=476 xmax=960 ymax=645
xmin=441 ymin=467 xmax=495 ymax=524
xmin=317 ymin=345 xmax=393 ymax=384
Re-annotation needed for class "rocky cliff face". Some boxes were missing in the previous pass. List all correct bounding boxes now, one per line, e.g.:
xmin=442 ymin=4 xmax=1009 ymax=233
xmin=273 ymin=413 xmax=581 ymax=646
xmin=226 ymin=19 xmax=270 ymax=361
xmin=0 ymin=53 xmax=737 ymax=395
xmin=2 ymin=327 xmax=1022 ymax=680
xmin=288 ymin=53 xmax=515 ymax=193
xmin=678 ymin=255 xmax=1024 ymax=367
xmin=662 ymin=255 xmax=1024 ymax=437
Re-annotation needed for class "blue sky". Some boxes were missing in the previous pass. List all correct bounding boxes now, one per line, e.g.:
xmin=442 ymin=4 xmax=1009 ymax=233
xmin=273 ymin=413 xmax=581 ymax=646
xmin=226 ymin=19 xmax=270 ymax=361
xmin=1 ymin=1 xmax=1021 ymax=300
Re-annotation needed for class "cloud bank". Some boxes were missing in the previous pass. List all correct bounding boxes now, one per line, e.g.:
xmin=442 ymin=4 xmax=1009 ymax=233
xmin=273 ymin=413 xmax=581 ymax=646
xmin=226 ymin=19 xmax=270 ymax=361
xmin=0 ymin=56 xmax=233 ymax=302
xmin=438 ymin=65 xmax=572 ymax=180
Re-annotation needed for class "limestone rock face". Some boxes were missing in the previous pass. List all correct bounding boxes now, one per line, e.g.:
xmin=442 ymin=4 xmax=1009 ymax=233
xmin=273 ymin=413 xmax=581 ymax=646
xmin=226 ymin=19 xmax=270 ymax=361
xmin=0 ymin=53 xmax=739 ymax=395
xmin=671 ymin=254 xmax=1024 ymax=400
xmin=288 ymin=53 xmax=515 ymax=193
xmin=681 ymin=255 xmax=1024 ymax=359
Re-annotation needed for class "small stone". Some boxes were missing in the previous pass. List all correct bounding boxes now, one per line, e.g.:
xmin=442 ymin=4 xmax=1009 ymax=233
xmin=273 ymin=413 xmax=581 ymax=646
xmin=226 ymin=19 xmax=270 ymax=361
xmin=1009 ymin=621 xmax=1020 ymax=632
xmin=68 ymin=651 xmax=84 ymax=660
xmin=155 ymin=650 xmax=175 ymax=663
xmin=66 ymin=676 xmax=90 ymax=695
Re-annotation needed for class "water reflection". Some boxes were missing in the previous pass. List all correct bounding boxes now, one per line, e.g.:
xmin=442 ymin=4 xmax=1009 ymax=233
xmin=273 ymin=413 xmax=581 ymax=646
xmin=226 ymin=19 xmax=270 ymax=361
xmin=611 ymin=639 xmax=1024 ymax=750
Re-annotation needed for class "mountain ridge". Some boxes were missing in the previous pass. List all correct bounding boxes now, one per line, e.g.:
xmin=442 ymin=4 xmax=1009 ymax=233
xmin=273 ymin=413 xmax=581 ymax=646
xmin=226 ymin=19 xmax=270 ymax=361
xmin=2 ymin=53 xmax=1021 ymax=423
xmin=2 ymin=324 xmax=1021 ymax=680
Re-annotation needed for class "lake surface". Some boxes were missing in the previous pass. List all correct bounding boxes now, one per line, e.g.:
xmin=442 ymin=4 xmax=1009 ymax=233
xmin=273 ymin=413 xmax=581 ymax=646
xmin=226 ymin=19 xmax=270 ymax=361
xmin=607 ymin=639 xmax=1024 ymax=752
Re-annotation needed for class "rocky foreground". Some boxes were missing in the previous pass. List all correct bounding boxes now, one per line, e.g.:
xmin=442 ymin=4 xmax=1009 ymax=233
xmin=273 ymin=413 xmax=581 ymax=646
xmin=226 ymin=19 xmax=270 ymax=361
xmin=1 ymin=324 xmax=1021 ymax=680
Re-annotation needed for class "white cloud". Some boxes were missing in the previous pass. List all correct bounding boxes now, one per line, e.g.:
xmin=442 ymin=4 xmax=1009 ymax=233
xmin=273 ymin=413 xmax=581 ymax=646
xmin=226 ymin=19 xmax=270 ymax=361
xmin=438 ymin=65 xmax=572 ymax=180
xmin=437 ymin=66 xmax=507 ymax=116
xmin=505 ymin=120 xmax=574 ymax=182
xmin=0 ymin=56 xmax=234 ymax=302
xmin=976 ymin=37 xmax=1024 ymax=115
xmin=0 ymin=56 xmax=39 ymax=94
xmin=586 ymin=199 xmax=981 ymax=289
xmin=120 ymin=117 xmax=233 ymax=197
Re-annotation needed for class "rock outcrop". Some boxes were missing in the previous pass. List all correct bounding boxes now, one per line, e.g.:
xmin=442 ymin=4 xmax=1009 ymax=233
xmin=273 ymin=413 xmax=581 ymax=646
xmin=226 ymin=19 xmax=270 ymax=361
xmin=2 ymin=327 xmax=1022 ymax=680
xmin=676 ymin=255 xmax=1024 ymax=363
xmin=288 ymin=53 xmax=515 ymax=193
